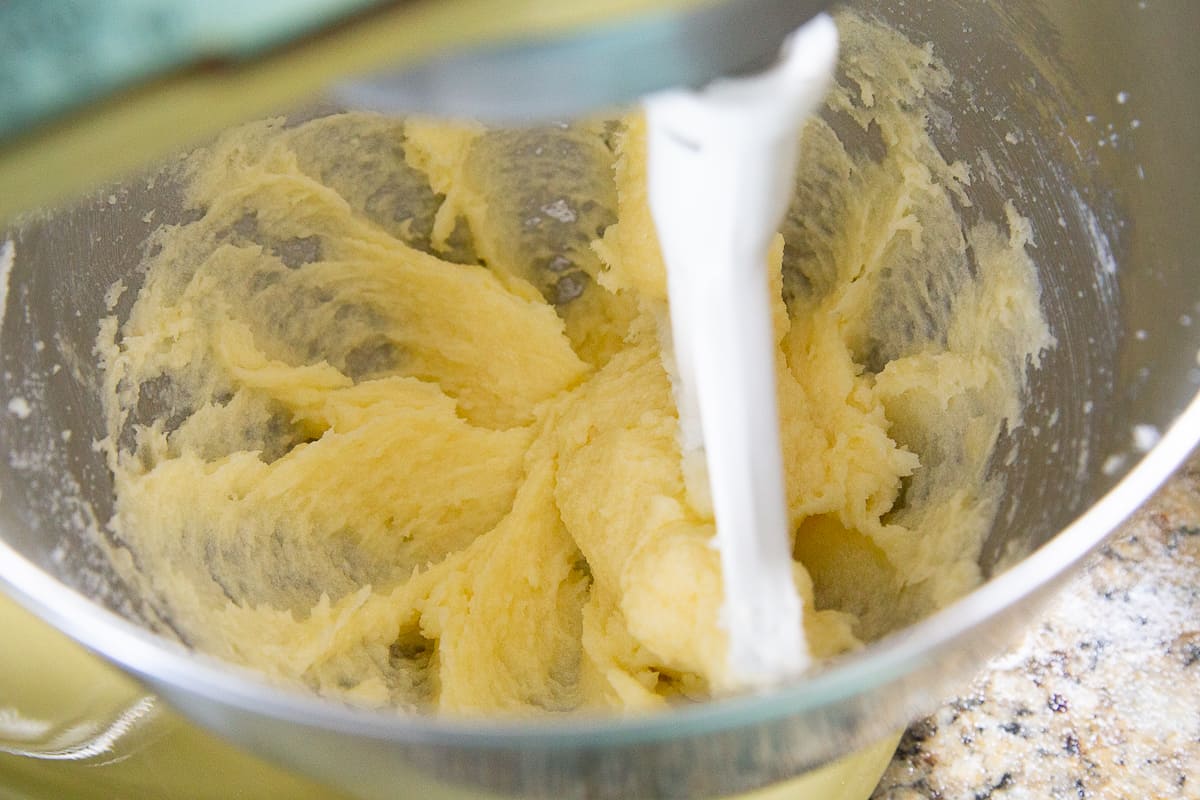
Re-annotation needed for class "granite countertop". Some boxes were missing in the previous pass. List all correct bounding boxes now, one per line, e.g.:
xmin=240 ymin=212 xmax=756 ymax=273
xmin=872 ymin=454 xmax=1200 ymax=799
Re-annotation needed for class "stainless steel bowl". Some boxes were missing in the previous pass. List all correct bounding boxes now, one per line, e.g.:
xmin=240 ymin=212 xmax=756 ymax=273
xmin=1 ymin=1 xmax=1198 ymax=798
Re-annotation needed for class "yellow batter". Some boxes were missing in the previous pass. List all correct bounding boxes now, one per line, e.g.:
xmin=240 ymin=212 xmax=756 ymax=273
xmin=97 ymin=14 xmax=1051 ymax=714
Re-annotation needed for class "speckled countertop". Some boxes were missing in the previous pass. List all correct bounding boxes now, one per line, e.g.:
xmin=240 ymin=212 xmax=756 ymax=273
xmin=872 ymin=453 xmax=1200 ymax=799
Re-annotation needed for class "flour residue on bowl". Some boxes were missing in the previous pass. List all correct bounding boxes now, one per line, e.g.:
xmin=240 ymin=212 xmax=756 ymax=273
xmin=0 ymin=239 xmax=14 ymax=332
xmin=94 ymin=13 xmax=1051 ymax=714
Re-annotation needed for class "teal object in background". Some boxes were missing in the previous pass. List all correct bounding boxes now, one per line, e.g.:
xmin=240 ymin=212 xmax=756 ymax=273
xmin=0 ymin=0 xmax=382 ymax=139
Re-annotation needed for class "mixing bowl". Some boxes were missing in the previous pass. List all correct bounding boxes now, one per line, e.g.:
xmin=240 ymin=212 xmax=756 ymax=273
xmin=2 ymin=1 xmax=1198 ymax=798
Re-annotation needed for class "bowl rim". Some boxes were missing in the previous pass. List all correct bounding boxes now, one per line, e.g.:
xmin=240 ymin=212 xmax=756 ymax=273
xmin=2 ymin=390 xmax=1197 ymax=748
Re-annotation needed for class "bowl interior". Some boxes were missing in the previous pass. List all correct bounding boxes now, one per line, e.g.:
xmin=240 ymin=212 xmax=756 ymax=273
xmin=0 ymin=0 xmax=1198 ymax=729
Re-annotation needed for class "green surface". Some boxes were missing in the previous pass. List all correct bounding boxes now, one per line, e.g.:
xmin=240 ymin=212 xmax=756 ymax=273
xmin=0 ymin=0 xmax=385 ymax=140
xmin=0 ymin=592 xmax=350 ymax=800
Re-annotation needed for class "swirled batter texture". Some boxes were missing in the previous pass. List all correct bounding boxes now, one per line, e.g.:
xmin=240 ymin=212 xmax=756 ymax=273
xmin=98 ymin=15 xmax=1051 ymax=714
